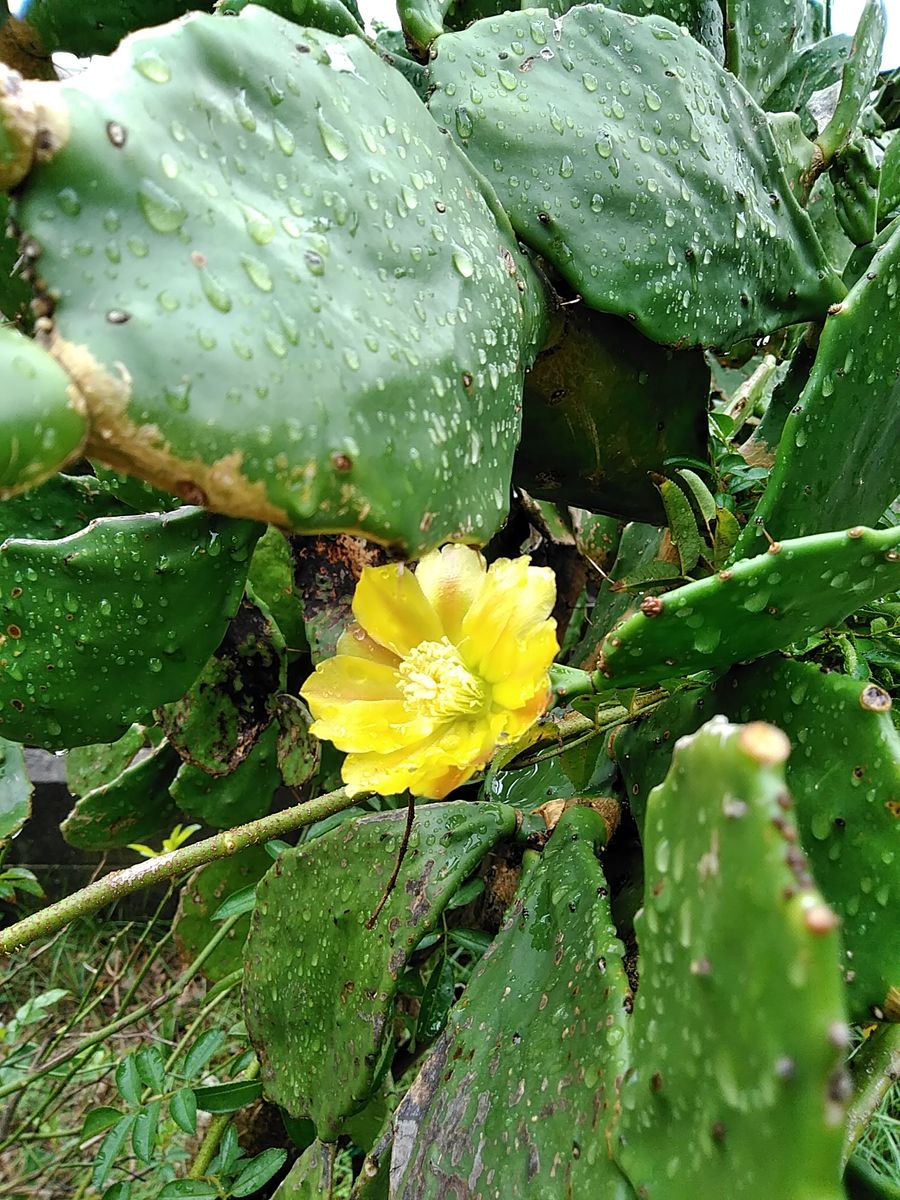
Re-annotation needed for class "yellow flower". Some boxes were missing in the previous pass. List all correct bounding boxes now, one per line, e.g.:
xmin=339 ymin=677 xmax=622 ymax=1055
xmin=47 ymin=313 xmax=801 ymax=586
xmin=300 ymin=545 xmax=558 ymax=799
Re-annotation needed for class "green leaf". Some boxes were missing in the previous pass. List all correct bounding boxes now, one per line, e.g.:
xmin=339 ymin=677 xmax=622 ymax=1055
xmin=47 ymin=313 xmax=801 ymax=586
xmin=597 ymin=525 xmax=900 ymax=686
xmin=428 ymin=5 xmax=844 ymax=350
xmin=392 ymin=807 xmax=632 ymax=1199
xmin=91 ymin=1114 xmax=136 ymax=1191
xmin=614 ymin=718 xmax=847 ymax=1199
xmin=676 ymin=468 xmax=717 ymax=527
xmin=169 ymin=1087 xmax=197 ymax=1135
xmin=211 ymin=884 xmax=258 ymax=922
xmin=217 ymin=1121 xmax=240 ymax=1174
xmin=131 ymin=1098 xmax=161 ymax=1163
xmin=446 ymin=928 xmax=492 ymax=955
xmin=735 ymin=222 xmax=900 ymax=557
xmin=5 ymin=9 xmax=547 ymax=556
xmin=0 ymin=508 xmax=260 ymax=749
xmin=0 ymin=325 xmax=87 ymax=498
xmin=0 ymin=735 xmax=32 ymax=842
xmin=80 ymin=1106 xmax=124 ymax=1142
xmin=182 ymin=1029 xmax=226 ymax=1080
xmin=157 ymin=1183 xmax=219 ymax=1200
xmin=445 ymin=877 xmax=484 ymax=911
xmin=244 ymin=802 xmax=518 ymax=1138
xmin=415 ymin=953 xmax=455 ymax=1045
xmin=230 ymin=1148 xmax=289 ymax=1197
xmin=193 ymin=1080 xmax=263 ymax=1114
xmin=174 ymin=846 xmax=273 ymax=983
xmin=134 ymin=1047 xmax=167 ymax=1095
xmin=101 ymin=1183 xmax=131 ymax=1200
xmin=13 ymin=987 xmax=69 ymax=1025
xmin=657 ymin=478 xmax=703 ymax=575
xmin=115 ymin=1056 xmax=141 ymax=1106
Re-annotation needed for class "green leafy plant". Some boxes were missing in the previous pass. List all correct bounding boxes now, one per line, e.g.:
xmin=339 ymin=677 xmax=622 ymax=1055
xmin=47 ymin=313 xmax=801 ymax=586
xmin=0 ymin=0 xmax=898 ymax=1196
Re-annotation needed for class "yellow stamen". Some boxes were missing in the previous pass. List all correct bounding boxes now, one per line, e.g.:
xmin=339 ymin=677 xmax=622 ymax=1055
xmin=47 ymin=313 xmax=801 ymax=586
xmin=398 ymin=637 xmax=486 ymax=719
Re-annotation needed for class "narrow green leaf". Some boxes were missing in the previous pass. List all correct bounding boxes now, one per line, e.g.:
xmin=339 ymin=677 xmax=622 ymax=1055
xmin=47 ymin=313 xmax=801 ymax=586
xmin=676 ymin=468 xmax=717 ymax=526
xmin=447 ymin=928 xmax=493 ymax=955
xmin=193 ymin=1080 xmax=262 ymax=1114
xmin=114 ymin=1056 xmax=141 ymax=1106
xmin=230 ymin=1148 xmax=289 ymax=1197
xmin=264 ymin=839 xmax=291 ymax=859
xmin=182 ymin=1029 xmax=226 ymax=1080
xmin=101 ymin=1183 xmax=131 ymax=1200
xmin=79 ymin=1107 xmax=123 ymax=1142
xmin=210 ymin=884 xmax=258 ymax=922
xmin=217 ymin=1122 xmax=240 ymax=1175
xmin=169 ymin=1088 xmax=198 ymax=1136
xmin=657 ymin=479 xmax=703 ymax=574
xmin=445 ymin=878 xmax=485 ymax=911
xmin=416 ymin=954 xmax=455 ymax=1044
xmin=91 ymin=1114 xmax=135 ymax=1191
xmin=131 ymin=1099 xmax=161 ymax=1164
xmin=14 ymin=988 xmax=69 ymax=1025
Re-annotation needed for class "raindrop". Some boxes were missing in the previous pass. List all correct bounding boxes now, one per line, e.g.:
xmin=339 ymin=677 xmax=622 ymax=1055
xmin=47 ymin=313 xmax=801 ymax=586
xmin=241 ymin=253 xmax=274 ymax=292
xmin=317 ymin=109 xmax=349 ymax=161
xmin=137 ymin=179 xmax=187 ymax=234
xmin=240 ymin=204 xmax=276 ymax=245
xmin=134 ymin=51 xmax=171 ymax=83
xmin=452 ymin=247 xmax=474 ymax=277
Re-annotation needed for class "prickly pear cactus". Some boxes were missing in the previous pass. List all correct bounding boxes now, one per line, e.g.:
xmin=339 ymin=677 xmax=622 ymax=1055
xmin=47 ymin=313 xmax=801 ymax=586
xmin=427 ymin=5 xmax=843 ymax=349
xmin=390 ymin=805 xmax=634 ymax=1199
xmin=0 ymin=8 xmax=546 ymax=554
xmin=615 ymin=718 xmax=849 ymax=1199
xmin=243 ymin=801 xmax=517 ymax=1137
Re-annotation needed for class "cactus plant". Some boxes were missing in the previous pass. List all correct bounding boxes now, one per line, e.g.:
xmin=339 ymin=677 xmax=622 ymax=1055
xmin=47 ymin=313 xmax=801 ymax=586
xmin=0 ymin=0 xmax=897 ymax=1194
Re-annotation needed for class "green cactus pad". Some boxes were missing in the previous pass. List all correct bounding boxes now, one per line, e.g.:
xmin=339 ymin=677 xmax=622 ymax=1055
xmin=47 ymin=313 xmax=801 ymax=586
xmin=878 ymin=131 xmax=900 ymax=227
xmin=243 ymin=801 xmax=517 ymax=1137
xmin=390 ymin=805 xmax=634 ymax=1199
xmin=762 ymin=35 xmax=852 ymax=136
xmin=174 ymin=844 xmax=273 ymax=982
xmin=0 ymin=195 xmax=32 ymax=326
xmin=722 ymin=0 xmax=808 ymax=100
xmin=11 ymin=0 xmax=213 ymax=57
xmin=427 ymin=5 xmax=843 ymax=350
xmin=718 ymin=659 xmax=900 ymax=1023
xmin=61 ymin=738 xmax=180 ymax=849
xmin=615 ymin=717 xmax=848 ymax=1199
xmin=832 ymin=138 xmax=880 ymax=246
xmin=0 ymin=325 xmax=87 ymax=498
xmin=91 ymin=463 xmax=183 ymax=514
xmin=66 ymin=722 xmax=159 ymax=796
xmin=735 ymin=222 xmax=900 ymax=557
xmin=0 ymin=507 xmax=260 ymax=749
xmin=274 ymin=1142 xmax=337 ymax=1198
xmin=0 ymin=472 xmax=130 ymax=543
xmin=169 ymin=722 xmax=281 ymax=828
xmin=0 ymin=734 xmax=32 ymax=842
xmin=598 ymin=525 xmax=900 ymax=686
xmin=4 ymin=8 xmax=546 ymax=555
xmin=217 ymin=0 xmax=363 ymax=37
xmin=817 ymin=0 xmax=886 ymax=162
xmin=597 ymin=1 xmax=724 ymax=61
xmin=516 ymin=307 xmax=710 ymax=523
xmin=158 ymin=595 xmax=286 ymax=777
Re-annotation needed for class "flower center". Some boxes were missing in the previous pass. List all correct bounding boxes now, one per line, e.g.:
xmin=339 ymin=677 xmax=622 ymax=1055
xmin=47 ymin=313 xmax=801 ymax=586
xmin=398 ymin=637 xmax=487 ymax=720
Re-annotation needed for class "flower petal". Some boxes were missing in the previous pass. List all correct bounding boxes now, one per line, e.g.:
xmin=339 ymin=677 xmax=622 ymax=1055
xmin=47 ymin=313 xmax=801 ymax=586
xmin=301 ymin=654 xmax=401 ymax=704
xmin=336 ymin=624 xmax=401 ymax=668
xmin=352 ymin=563 xmax=442 ymax=657
xmin=414 ymin=544 xmax=486 ymax=644
xmin=341 ymin=715 xmax=497 ymax=799
xmin=459 ymin=557 xmax=557 ymax=684
xmin=490 ymin=623 xmax=559 ymax=710
xmin=309 ymin=701 xmax=433 ymax=754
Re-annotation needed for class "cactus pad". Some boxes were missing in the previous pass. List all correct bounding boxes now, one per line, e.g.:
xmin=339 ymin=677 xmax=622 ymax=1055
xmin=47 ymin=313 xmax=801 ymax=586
xmin=427 ymin=5 xmax=843 ymax=350
xmin=0 ymin=507 xmax=260 ymax=748
xmin=390 ymin=805 xmax=634 ymax=1199
xmin=735 ymin=221 xmax=900 ymax=557
xmin=3 ymin=8 xmax=546 ymax=554
xmin=0 ymin=325 xmax=87 ymax=498
xmin=243 ymin=801 xmax=517 ymax=1138
xmin=615 ymin=717 xmax=848 ymax=1199
xmin=598 ymin=525 xmax=900 ymax=686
